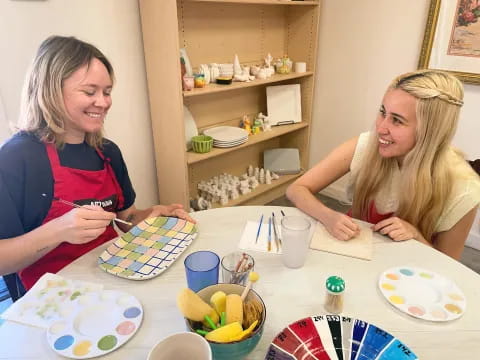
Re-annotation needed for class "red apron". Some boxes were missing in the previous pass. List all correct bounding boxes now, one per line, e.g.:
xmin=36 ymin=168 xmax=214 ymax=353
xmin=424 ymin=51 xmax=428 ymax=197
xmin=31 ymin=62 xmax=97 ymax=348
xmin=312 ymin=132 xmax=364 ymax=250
xmin=19 ymin=143 xmax=125 ymax=289
xmin=348 ymin=201 xmax=393 ymax=224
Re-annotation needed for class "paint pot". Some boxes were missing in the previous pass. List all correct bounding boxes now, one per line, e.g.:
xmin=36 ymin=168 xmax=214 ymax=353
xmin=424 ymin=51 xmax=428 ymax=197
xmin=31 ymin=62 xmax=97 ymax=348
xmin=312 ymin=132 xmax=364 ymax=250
xmin=294 ymin=62 xmax=306 ymax=73
xmin=147 ymin=332 xmax=212 ymax=360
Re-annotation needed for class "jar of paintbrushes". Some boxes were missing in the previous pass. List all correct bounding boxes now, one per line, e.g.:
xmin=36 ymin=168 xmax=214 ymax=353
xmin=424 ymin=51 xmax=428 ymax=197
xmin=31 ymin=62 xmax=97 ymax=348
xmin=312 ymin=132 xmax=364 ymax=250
xmin=221 ymin=252 xmax=254 ymax=286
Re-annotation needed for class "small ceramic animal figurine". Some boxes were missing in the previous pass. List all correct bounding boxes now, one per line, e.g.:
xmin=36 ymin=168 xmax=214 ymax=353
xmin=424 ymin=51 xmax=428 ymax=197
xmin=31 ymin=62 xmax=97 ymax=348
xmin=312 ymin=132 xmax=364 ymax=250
xmin=241 ymin=115 xmax=252 ymax=135
xmin=254 ymin=167 xmax=260 ymax=180
xmin=248 ymin=165 xmax=254 ymax=177
xmin=256 ymin=112 xmax=271 ymax=132
xmin=256 ymin=68 xmax=267 ymax=79
xmin=252 ymin=118 xmax=262 ymax=134
xmin=250 ymin=65 xmax=260 ymax=77
xmin=260 ymin=168 xmax=266 ymax=184
xmin=264 ymin=53 xmax=273 ymax=68
xmin=249 ymin=176 xmax=259 ymax=189
xmin=265 ymin=170 xmax=272 ymax=184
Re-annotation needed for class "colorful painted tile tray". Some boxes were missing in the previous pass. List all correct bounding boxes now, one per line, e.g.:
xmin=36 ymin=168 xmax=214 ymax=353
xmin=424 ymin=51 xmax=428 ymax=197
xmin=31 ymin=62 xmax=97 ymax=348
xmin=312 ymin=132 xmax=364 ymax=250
xmin=47 ymin=290 xmax=143 ymax=359
xmin=98 ymin=216 xmax=198 ymax=280
xmin=265 ymin=315 xmax=417 ymax=360
xmin=378 ymin=266 xmax=466 ymax=322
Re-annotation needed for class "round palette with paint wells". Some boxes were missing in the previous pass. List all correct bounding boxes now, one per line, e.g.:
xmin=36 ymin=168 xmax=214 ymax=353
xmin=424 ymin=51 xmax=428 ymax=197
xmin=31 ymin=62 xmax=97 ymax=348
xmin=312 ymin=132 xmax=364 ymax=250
xmin=265 ymin=315 xmax=417 ymax=360
xmin=378 ymin=266 xmax=466 ymax=322
xmin=47 ymin=290 xmax=143 ymax=359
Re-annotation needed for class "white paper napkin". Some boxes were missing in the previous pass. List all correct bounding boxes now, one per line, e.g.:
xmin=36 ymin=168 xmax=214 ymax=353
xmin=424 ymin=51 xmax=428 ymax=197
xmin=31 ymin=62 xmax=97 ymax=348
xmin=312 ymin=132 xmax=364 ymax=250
xmin=238 ymin=220 xmax=282 ymax=254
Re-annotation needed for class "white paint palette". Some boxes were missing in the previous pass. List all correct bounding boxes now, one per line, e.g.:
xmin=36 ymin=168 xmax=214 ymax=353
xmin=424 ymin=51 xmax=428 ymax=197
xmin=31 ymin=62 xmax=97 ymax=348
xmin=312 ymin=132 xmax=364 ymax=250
xmin=47 ymin=290 xmax=143 ymax=359
xmin=378 ymin=266 xmax=466 ymax=322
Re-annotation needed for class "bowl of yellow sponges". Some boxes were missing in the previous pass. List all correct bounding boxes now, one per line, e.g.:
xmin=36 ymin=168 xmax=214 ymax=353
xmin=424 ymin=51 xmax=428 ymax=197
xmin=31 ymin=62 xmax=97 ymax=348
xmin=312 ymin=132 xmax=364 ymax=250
xmin=177 ymin=282 xmax=266 ymax=360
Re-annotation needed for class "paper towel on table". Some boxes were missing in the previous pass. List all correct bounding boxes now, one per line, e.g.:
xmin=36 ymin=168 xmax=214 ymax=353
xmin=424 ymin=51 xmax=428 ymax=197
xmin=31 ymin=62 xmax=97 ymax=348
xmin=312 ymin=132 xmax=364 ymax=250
xmin=238 ymin=220 xmax=282 ymax=254
xmin=1 ymin=273 xmax=103 ymax=328
xmin=310 ymin=221 xmax=373 ymax=260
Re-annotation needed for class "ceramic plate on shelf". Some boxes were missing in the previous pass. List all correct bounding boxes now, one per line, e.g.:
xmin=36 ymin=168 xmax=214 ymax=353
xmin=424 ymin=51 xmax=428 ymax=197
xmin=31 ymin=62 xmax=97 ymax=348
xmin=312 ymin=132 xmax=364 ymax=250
xmin=266 ymin=315 xmax=417 ymax=360
xmin=98 ymin=216 xmax=198 ymax=280
xmin=378 ymin=266 xmax=466 ymax=322
xmin=213 ymin=140 xmax=248 ymax=148
xmin=184 ymin=105 xmax=198 ymax=151
xmin=47 ymin=290 xmax=143 ymax=359
xmin=203 ymin=126 xmax=249 ymax=142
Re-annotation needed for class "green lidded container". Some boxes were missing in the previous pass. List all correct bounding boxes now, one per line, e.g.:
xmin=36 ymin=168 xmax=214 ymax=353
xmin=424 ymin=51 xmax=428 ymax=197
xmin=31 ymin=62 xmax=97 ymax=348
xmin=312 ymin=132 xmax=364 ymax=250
xmin=326 ymin=275 xmax=345 ymax=294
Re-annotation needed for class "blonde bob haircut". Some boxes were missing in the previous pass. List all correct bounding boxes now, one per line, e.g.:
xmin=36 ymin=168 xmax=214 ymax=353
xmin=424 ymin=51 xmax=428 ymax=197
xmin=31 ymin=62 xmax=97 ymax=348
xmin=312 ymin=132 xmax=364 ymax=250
xmin=16 ymin=35 xmax=114 ymax=147
xmin=351 ymin=69 xmax=464 ymax=242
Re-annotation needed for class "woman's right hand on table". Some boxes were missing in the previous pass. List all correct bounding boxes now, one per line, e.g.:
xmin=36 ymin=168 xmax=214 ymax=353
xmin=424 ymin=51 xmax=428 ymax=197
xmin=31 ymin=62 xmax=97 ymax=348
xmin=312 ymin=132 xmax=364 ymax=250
xmin=322 ymin=209 xmax=360 ymax=241
xmin=52 ymin=205 xmax=116 ymax=245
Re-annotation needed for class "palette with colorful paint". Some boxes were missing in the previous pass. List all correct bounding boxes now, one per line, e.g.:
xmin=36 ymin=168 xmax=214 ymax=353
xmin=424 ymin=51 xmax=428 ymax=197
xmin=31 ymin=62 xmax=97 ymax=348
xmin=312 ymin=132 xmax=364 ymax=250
xmin=378 ymin=266 xmax=466 ymax=322
xmin=265 ymin=315 xmax=417 ymax=360
xmin=47 ymin=290 xmax=143 ymax=359
xmin=98 ymin=216 xmax=198 ymax=280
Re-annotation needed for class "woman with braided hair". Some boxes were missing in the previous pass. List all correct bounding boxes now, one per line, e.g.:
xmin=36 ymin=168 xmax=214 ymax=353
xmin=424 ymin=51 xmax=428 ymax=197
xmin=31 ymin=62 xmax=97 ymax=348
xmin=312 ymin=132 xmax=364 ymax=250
xmin=287 ymin=69 xmax=480 ymax=260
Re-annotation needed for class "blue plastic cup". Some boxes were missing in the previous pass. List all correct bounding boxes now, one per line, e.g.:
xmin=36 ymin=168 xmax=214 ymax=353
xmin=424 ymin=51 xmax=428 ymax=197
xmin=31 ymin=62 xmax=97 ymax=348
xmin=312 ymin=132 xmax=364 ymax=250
xmin=184 ymin=251 xmax=220 ymax=292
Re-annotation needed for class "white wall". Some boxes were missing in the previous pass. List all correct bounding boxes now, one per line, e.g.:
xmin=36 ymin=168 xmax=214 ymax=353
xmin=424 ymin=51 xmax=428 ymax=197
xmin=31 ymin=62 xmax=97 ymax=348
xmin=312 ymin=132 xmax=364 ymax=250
xmin=0 ymin=0 xmax=157 ymax=208
xmin=311 ymin=0 xmax=480 ymax=248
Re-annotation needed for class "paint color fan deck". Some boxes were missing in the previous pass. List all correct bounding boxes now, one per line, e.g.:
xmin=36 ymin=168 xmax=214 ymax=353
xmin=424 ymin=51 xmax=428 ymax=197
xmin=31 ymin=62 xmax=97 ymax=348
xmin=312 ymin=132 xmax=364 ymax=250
xmin=265 ymin=315 xmax=417 ymax=360
xmin=98 ymin=216 xmax=198 ymax=280
xmin=378 ymin=266 xmax=466 ymax=321
xmin=47 ymin=290 xmax=143 ymax=359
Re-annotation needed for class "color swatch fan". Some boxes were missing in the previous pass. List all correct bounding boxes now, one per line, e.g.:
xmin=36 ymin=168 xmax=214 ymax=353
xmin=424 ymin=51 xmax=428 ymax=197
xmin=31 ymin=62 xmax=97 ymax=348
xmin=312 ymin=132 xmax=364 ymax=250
xmin=98 ymin=216 xmax=197 ymax=280
xmin=378 ymin=266 xmax=466 ymax=321
xmin=265 ymin=315 xmax=417 ymax=360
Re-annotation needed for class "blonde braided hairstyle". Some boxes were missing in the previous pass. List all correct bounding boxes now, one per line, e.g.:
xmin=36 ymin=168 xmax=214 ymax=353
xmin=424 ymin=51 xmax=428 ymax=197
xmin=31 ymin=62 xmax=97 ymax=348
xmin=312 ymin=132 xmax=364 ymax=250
xmin=352 ymin=70 xmax=464 ymax=242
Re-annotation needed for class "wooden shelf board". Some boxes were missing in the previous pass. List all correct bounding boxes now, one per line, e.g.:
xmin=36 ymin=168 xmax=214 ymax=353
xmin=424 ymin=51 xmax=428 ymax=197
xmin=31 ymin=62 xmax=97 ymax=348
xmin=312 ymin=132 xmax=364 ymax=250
xmin=183 ymin=72 xmax=313 ymax=98
xmin=187 ymin=0 xmax=319 ymax=5
xmin=187 ymin=122 xmax=308 ymax=164
xmin=209 ymin=172 xmax=303 ymax=208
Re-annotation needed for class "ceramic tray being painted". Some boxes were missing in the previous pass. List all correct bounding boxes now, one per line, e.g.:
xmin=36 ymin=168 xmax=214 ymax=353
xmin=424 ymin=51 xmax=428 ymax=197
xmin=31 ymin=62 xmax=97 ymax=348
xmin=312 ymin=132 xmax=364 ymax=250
xmin=98 ymin=216 xmax=197 ymax=280
xmin=265 ymin=315 xmax=417 ymax=360
xmin=47 ymin=290 xmax=142 ymax=359
xmin=378 ymin=266 xmax=466 ymax=322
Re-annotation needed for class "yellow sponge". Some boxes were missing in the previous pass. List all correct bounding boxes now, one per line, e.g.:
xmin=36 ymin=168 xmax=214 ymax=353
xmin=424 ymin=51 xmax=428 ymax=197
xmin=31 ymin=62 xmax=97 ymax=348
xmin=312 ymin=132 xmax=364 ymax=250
xmin=205 ymin=322 xmax=243 ymax=343
xmin=177 ymin=288 xmax=218 ymax=324
xmin=225 ymin=294 xmax=243 ymax=325
xmin=210 ymin=291 xmax=227 ymax=315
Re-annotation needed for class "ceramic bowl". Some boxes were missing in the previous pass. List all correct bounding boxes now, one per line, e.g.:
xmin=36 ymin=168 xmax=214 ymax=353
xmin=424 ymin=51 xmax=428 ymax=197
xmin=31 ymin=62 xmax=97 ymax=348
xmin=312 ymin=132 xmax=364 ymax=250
xmin=147 ymin=332 xmax=212 ymax=360
xmin=191 ymin=135 xmax=213 ymax=153
xmin=186 ymin=283 xmax=266 ymax=360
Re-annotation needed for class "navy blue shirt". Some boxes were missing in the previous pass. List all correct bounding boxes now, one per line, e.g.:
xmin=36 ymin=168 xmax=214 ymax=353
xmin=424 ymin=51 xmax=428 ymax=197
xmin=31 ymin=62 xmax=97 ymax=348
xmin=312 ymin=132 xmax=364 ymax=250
xmin=0 ymin=132 xmax=135 ymax=239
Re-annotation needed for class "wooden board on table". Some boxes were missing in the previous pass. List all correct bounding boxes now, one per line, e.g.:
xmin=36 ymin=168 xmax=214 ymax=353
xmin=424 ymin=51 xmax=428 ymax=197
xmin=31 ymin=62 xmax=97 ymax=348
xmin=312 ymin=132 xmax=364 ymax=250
xmin=310 ymin=221 xmax=373 ymax=260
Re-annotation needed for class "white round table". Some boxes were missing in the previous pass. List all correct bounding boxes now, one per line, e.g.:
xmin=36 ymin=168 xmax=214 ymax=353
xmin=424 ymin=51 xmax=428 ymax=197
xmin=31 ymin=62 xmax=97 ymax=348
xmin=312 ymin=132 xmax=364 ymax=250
xmin=0 ymin=206 xmax=479 ymax=359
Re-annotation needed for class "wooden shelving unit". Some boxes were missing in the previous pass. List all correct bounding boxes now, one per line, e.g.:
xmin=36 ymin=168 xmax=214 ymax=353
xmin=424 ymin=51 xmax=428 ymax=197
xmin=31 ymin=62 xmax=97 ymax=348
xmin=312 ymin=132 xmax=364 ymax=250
xmin=139 ymin=0 xmax=320 ymax=208
xmin=183 ymin=72 xmax=313 ymax=98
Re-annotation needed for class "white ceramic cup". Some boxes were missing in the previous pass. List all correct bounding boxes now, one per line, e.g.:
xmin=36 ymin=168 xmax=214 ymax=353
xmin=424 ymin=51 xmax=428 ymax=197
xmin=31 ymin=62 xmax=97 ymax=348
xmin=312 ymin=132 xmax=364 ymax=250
xmin=294 ymin=62 xmax=306 ymax=73
xmin=281 ymin=216 xmax=311 ymax=268
xmin=147 ymin=332 xmax=212 ymax=360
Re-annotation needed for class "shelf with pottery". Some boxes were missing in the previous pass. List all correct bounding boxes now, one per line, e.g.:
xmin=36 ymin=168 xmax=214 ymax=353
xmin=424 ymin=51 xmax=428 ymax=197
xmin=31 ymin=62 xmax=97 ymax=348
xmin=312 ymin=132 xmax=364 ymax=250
xmin=188 ymin=0 xmax=319 ymax=5
xmin=183 ymin=72 xmax=313 ymax=98
xmin=209 ymin=171 xmax=304 ymax=208
xmin=139 ymin=0 xmax=320 ymax=207
xmin=187 ymin=122 xmax=308 ymax=164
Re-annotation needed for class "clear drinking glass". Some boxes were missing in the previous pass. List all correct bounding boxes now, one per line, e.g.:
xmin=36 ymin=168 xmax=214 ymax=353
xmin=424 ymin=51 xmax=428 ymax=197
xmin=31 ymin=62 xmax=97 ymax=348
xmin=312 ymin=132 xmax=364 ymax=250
xmin=221 ymin=252 xmax=255 ymax=285
xmin=281 ymin=216 xmax=311 ymax=268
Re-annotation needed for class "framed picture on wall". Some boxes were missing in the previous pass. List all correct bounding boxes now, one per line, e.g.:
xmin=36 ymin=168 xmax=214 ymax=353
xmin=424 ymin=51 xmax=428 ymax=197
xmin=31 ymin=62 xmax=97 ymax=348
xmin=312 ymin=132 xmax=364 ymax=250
xmin=419 ymin=0 xmax=480 ymax=84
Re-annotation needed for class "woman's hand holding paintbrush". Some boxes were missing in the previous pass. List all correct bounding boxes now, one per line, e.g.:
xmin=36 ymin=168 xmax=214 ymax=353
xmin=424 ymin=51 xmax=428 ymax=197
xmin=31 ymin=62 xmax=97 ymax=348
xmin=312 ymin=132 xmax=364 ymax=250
xmin=42 ymin=194 xmax=128 ymax=245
